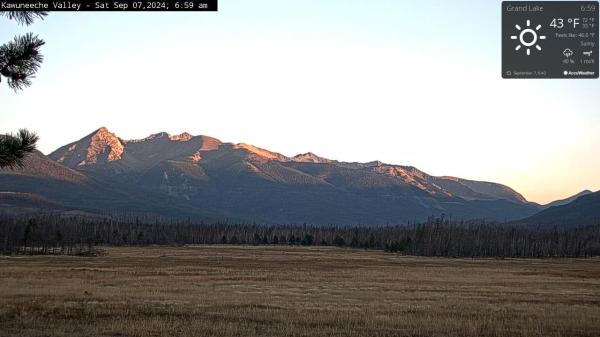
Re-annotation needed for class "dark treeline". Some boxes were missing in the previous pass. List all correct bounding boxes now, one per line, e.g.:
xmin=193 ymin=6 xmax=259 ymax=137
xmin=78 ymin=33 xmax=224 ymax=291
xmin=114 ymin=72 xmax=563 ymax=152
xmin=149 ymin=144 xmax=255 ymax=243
xmin=1 ymin=214 xmax=600 ymax=258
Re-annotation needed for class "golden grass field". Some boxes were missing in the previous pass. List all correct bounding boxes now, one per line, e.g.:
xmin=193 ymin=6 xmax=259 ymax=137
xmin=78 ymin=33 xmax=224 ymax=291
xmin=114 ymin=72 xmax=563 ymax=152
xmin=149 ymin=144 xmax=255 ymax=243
xmin=1 ymin=246 xmax=599 ymax=337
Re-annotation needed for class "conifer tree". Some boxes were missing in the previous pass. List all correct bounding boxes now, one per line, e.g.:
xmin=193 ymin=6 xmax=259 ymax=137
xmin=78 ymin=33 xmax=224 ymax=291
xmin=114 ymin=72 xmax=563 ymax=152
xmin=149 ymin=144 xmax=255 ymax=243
xmin=1 ymin=11 xmax=47 ymax=90
xmin=0 ymin=129 xmax=38 ymax=169
xmin=0 ymin=12 xmax=45 ymax=168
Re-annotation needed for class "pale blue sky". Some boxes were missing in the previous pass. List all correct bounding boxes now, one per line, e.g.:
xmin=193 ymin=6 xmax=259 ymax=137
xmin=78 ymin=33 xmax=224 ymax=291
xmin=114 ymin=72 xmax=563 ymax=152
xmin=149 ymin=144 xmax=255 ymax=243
xmin=1 ymin=0 xmax=599 ymax=203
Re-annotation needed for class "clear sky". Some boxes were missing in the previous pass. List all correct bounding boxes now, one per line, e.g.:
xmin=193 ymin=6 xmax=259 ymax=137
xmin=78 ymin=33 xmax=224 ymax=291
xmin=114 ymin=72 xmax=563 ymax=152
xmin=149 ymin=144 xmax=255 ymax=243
xmin=1 ymin=1 xmax=599 ymax=204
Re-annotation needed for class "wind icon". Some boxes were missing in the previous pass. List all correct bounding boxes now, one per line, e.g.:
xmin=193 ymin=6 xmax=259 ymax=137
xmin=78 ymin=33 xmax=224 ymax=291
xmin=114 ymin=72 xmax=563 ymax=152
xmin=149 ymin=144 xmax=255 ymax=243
xmin=511 ymin=19 xmax=546 ymax=56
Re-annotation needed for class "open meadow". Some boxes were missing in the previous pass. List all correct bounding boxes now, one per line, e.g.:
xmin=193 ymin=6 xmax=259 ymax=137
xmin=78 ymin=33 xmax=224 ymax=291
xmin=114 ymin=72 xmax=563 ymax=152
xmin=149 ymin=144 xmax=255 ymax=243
xmin=1 ymin=246 xmax=599 ymax=337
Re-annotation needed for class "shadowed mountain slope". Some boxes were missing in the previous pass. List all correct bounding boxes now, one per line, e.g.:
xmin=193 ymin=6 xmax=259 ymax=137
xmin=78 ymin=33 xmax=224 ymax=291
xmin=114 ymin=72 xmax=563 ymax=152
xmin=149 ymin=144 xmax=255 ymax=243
xmin=543 ymin=190 xmax=593 ymax=209
xmin=517 ymin=191 xmax=600 ymax=228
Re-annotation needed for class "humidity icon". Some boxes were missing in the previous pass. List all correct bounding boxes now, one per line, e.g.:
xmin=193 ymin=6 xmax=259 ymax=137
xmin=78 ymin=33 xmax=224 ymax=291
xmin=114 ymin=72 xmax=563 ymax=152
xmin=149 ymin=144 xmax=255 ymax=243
xmin=511 ymin=19 xmax=546 ymax=56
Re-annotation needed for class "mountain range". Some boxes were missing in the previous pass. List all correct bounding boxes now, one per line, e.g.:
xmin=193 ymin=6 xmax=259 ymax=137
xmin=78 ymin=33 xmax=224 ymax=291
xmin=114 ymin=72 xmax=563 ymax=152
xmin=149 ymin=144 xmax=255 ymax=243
xmin=0 ymin=127 xmax=595 ymax=226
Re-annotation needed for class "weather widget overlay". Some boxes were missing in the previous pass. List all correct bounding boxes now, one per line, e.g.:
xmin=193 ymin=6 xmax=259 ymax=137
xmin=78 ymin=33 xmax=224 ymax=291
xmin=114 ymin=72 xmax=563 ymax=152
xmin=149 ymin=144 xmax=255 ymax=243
xmin=502 ymin=1 xmax=599 ymax=79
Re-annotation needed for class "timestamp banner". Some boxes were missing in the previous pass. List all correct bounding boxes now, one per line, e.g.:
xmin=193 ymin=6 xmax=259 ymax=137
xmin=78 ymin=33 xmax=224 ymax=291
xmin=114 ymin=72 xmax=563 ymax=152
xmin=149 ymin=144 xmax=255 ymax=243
xmin=0 ymin=0 xmax=217 ymax=11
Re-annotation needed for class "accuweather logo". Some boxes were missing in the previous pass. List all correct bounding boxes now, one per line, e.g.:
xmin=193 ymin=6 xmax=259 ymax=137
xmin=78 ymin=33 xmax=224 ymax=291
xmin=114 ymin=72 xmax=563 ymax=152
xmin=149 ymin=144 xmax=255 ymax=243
xmin=563 ymin=70 xmax=596 ymax=76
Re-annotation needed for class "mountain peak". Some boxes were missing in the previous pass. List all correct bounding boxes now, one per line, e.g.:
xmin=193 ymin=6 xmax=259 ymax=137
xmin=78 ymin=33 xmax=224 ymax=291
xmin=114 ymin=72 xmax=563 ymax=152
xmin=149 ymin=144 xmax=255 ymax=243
xmin=367 ymin=160 xmax=385 ymax=167
xmin=169 ymin=132 xmax=193 ymax=142
xmin=130 ymin=131 xmax=195 ymax=143
xmin=292 ymin=152 xmax=331 ymax=163
xmin=50 ymin=127 xmax=124 ymax=167
xmin=84 ymin=127 xmax=124 ymax=164
xmin=146 ymin=132 xmax=169 ymax=140
xmin=88 ymin=126 xmax=115 ymax=138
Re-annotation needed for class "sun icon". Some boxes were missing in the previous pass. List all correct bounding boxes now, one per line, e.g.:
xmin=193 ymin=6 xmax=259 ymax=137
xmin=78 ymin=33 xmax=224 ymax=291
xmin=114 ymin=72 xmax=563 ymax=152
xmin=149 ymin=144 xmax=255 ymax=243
xmin=511 ymin=19 xmax=546 ymax=56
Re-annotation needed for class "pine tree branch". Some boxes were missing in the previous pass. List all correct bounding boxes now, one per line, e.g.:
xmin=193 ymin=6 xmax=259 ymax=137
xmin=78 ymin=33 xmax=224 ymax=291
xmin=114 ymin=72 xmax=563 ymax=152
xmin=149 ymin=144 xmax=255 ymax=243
xmin=0 ymin=11 xmax=48 ymax=26
xmin=0 ymin=129 xmax=39 ymax=169
xmin=0 ymin=33 xmax=45 ymax=91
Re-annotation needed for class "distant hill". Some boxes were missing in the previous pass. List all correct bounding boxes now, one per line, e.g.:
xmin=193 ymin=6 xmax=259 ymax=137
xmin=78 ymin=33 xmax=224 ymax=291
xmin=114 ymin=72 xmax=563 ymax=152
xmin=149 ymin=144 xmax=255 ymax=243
xmin=0 ymin=127 xmax=543 ymax=224
xmin=517 ymin=191 xmax=600 ymax=228
xmin=543 ymin=190 xmax=593 ymax=209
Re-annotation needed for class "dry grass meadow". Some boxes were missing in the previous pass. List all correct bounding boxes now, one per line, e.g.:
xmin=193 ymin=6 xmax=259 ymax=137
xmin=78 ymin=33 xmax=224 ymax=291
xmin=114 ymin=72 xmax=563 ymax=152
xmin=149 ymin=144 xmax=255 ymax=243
xmin=1 ymin=245 xmax=599 ymax=337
